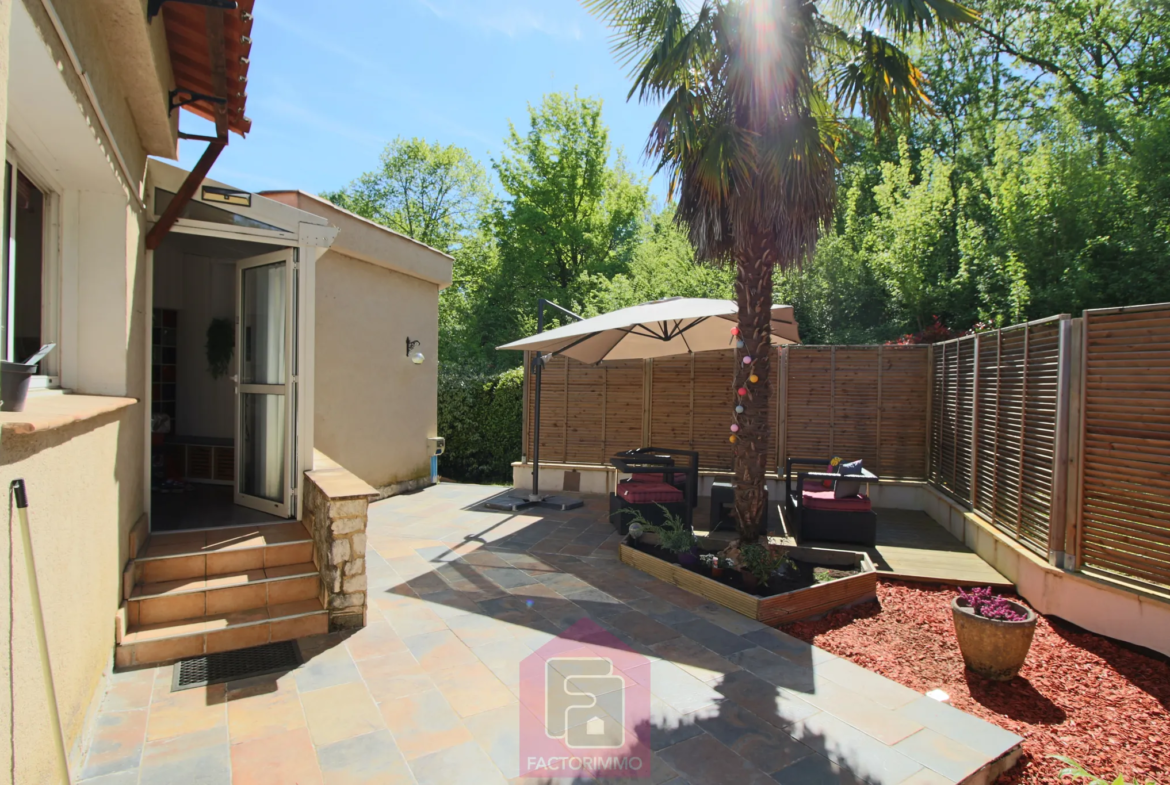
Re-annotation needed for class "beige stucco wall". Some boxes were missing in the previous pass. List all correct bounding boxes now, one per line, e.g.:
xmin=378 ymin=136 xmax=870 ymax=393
xmin=1 ymin=0 xmax=157 ymax=780
xmin=314 ymin=248 xmax=441 ymax=493
xmin=0 ymin=408 xmax=143 ymax=783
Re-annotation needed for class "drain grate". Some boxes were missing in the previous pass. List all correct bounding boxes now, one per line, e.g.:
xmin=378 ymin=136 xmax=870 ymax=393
xmin=171 ymin=640 xmax=302 ymax=692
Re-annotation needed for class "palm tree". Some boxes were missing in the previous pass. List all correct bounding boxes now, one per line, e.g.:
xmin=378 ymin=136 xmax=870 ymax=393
xmin=585 ymin=0 xmax=977 ymax=543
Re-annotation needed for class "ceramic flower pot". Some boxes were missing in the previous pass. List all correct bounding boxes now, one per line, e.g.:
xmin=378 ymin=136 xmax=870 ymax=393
xmin=951 ymin=597 xmax=1037 ymax=681
xmin=740 ymin=570 xmax=759 ymax=591
xmin=676 ymin=550 xmax=700 ymax=567
xmin=710 ymin=565 xmax=723 ymax=578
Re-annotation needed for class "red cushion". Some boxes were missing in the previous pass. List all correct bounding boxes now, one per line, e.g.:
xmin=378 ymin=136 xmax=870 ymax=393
xmin=618 ymin=482 xmax=684 ymax=504
xmin=629 ymin=472 xmax=687 ymax=486
xmin=802 ymin=488 xmax=872 ymax=512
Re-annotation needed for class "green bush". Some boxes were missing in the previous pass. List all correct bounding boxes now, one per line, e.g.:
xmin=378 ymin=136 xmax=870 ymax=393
xmin=437 ymin=365 xmax=524 ymax=484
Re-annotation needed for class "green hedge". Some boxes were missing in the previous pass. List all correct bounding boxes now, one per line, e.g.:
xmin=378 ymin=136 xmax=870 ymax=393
xmin=437 ymin=366 xmax=524 ymax=484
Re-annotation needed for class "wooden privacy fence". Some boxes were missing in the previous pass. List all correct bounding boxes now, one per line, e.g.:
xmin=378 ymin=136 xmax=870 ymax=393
xmin=1077 ymin=304 xmax=1170 ymax=588
xmin=523 ymin=303 xmax=1170 ymax=591
xmin=929 ymin=316 xmax=1069 ymax=557
xmin=524 ymin=345 xmax=930 ymax=478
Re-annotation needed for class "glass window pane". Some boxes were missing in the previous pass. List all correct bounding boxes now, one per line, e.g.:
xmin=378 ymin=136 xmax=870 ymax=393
xmin=240 ymin=262 xmax=286 ymax=384
xmin=240 ymin=393 xmax=286 ymax=503
xmin=154 ymin=188 xmax=288 ymax=233
xmin=2 ymin=161 xmax=10 ymax=361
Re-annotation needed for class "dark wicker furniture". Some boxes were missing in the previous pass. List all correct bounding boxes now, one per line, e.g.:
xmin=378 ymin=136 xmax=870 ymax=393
xmin=785 ymin=457 xmax=879 ymax=546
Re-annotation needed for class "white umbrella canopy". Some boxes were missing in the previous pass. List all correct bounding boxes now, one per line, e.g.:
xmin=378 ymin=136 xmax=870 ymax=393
xmin=497 ymin=297 xmax=800 ymax=364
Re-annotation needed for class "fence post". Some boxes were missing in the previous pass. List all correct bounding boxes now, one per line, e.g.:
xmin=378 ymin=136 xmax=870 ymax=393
xmin=1047 ymin=317 xmax=1073 ymax=567
xmin=777 ymin=346 xmax=788 ymax=472
xmin=971 ymin=335 xmax=981 ymax=507
xmin=642 ymin=359 xmax=653 ymax=448
xmin=875 ymin=346 xmax=883 ymax=477
xmin=925 ymin=344 xmax=935 ymax=482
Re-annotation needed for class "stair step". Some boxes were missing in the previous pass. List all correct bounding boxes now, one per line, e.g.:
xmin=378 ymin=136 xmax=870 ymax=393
xmin=135 ymin=521 xmax=314 ymax=583
xmin=116 ymin=599 xmax=327 ymax=668
xmin=127 ymin=563 xmax=320 ymax=626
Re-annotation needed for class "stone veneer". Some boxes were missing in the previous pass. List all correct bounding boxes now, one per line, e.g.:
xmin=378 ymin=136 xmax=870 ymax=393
xmin=303 ymin=451 xmax=378 ymax=631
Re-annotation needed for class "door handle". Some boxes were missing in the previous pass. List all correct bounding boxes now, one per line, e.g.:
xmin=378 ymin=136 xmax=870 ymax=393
xmin=230 ymin=374 xmax=239 ymax=383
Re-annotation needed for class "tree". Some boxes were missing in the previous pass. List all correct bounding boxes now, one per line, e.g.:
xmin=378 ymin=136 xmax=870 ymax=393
xmin=322 ymin=137 xmax=491 ymax=253
xmin=469 ymin=93 xmax=649 ymax=367
xmin=585 ymin=0 xmax=977 ymax=543
xmin=321 ymin=137 xmax=496 ymax=365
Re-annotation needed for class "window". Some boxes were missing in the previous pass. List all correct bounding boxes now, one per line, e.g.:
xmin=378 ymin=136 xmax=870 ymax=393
xmin=154 ymin=188 xmax=288 ymax=233
xmin=2 ymin=160 xmax=45 ymax=363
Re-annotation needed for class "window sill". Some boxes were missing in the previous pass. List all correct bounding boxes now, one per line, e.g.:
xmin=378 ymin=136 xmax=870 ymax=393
xmin=0 ymin=391 xmax=137 ymax=436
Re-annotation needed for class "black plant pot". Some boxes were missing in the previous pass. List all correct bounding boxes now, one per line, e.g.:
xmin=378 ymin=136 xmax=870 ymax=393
xmin=1 ymin=362 xmax=36 ymax=412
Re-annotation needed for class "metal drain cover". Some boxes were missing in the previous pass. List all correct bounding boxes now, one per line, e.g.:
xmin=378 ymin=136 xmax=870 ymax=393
xmin=172 ymin=640 xmax=302 ymax=692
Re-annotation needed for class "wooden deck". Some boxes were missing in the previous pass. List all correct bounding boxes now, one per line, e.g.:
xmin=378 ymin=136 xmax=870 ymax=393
xmin=695 ymin=505 xmax=1011 ymax=587
xmin=803 ymin=508 xmax=1012 ymax=587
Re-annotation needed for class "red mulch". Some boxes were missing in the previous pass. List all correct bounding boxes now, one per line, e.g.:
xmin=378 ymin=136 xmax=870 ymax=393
xmin=781 ymin=580 xmax=1170 ymax=784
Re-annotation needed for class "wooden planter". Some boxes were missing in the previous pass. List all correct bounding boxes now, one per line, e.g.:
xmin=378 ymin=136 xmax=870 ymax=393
xmin=619 ymin=539 xmax=877 ymax=626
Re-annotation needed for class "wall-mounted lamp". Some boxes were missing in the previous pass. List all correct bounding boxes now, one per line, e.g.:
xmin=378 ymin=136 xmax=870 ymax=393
xmin=406 ymin=338 xmax=425 ymax=364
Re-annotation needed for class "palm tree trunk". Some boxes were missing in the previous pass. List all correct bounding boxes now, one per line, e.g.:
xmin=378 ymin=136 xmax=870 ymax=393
xmin=732 ymin=230 xmax=775 ymax=543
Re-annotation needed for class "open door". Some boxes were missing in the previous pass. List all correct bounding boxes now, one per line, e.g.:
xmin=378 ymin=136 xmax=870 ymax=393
xmin=235 ymin=249 xmax=297 ymax=517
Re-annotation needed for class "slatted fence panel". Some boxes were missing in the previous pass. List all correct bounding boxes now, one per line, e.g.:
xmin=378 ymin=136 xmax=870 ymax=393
xmin=929 ymin=318 xmax=1065 ymax=556
xmin=526 ymin=345 xmax=929 ymax=479
xmin=930 ymin=337 xmax=976 ymax=500
xmin=1079 ymin=305 xmax=1170 ymax=588
xmin=879 ymin=347 xmax=930 ymax=478
xmin=785 ymin=345 xmax=929 ymax=478
xmin=692 ymin=350 xmax=736 ymax=471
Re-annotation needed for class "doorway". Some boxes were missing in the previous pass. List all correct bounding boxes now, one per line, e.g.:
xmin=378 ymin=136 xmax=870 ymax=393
xmin=150 ymin=232 xmax=294 ymax=531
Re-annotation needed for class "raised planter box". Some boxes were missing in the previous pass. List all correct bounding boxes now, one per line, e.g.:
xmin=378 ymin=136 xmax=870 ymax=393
xmin=619 ymin=539 xmax=877 ymax=626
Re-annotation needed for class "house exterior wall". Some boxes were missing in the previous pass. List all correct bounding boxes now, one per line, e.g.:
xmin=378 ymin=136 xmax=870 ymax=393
xmin=313 ymin=248 xmax=441 ymax=494
xmin=0 ymin=0 xmax=162 ymax=779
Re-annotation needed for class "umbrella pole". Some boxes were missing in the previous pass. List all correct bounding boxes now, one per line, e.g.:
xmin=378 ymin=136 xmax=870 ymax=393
xmin=530 ymin=351 xmax=542 ymax=501
xmin=486 ymin=299 xmax=583 ymax=512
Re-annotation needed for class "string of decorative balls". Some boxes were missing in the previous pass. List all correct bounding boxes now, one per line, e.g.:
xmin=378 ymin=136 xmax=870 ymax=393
xmin=729 ymin=325 xmax=759 ymax=444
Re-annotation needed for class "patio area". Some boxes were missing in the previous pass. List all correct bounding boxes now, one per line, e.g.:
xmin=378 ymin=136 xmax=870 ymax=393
xmin=79 ymin=483 xmax=1021 ymax=785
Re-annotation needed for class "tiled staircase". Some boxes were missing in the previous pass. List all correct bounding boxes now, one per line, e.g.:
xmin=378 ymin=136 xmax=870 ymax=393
xmin=115 ymin=521 xmax=328 ymax=668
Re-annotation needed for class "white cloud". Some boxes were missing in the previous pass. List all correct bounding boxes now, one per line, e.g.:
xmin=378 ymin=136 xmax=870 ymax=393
xmin=414 ymin=0 xmax=584 ymax=39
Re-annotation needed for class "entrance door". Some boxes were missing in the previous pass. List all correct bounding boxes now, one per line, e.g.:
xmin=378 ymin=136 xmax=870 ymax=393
xmin=235 ymin=249 xmax=297 ymax=517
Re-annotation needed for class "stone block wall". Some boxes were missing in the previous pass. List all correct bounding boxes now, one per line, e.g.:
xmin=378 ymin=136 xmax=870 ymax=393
xmin=303 ymin=452 xmax=378 ymax=631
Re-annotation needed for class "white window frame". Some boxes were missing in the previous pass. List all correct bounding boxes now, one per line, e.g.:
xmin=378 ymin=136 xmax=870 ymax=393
xmin=3 ymin=142 xmax=61 ymax=388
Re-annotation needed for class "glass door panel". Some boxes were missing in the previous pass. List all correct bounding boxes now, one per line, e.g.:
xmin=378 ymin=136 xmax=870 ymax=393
xmin=235 ymin=249 xmax=296 ymax=517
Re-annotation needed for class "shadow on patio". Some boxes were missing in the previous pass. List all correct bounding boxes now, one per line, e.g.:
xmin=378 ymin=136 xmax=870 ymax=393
xmin=354 ymin=482 xmax=1021 ymax=785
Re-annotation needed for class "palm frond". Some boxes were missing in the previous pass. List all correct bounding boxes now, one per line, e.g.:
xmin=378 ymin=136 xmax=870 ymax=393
xmin=822 ymin=23 xmax=931 ymax=133
xmin=827 ymin=0 xmax=979 ymax=38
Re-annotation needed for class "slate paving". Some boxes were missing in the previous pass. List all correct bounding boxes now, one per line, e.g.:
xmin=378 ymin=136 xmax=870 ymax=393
xmin=78 ymin=483 xmax=1021 ymax=784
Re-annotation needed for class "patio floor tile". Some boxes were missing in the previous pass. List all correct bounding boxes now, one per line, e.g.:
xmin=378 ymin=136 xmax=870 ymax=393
xmin=86 ymin=484 xmax=1020 ymax=785
xmin=698 ymin=702 xmax=815 ymax=773
xmin=893 ymin=728 xmax=992 ymax=783
xmin=226 ymin=686 xmax=306 ymax=743
xmin=293 ymin=645 xmax=364 ymax=693
xmin=896 ymin=696 xmax=1022 ymax=759
xmin=300 ymin=682 xmax=385 ymax=747
xmin=771 ymin=752 xmax=868 ymax=785
xmin=316 ymin=729 xmax=415 ymax=785
xmin=789 ymin=711 xmax=924 ymax=785
xmin=138 ymin=726 xmax=230 ymax=785
xmin=429 ymin=660 xmax=516 ymax=717
xmin=229 ymin=726 xmax=322 ymax=785
xmin=79 ymin=709 xmax=148 ymax=779
xmin=378 ymin=688 xmax=473 ymax=759
xmin=403 ymin=628 xmax=480 ymax=671
xmin=408 ymin=738 xmax=508 ymax=785
xmin=656 ymin=732 xmax=777 ymax=785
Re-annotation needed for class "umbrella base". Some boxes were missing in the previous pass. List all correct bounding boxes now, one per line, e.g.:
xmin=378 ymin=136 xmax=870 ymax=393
xmin=484 ymin=492 xmax=584 ymax=512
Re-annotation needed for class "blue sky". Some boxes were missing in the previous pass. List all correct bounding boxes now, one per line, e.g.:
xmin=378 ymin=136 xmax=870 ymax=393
xmin=177 ymin=0 xmax=669 ymax=201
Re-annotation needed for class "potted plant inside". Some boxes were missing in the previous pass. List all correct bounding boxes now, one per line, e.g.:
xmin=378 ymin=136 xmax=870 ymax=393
xmin=734 ymin=542 xmax=793 ymax=591
xmin=624 ymin=506 xmax=698 ymax=566
xmin=951 ymin=587 xmax=1037 ymax=681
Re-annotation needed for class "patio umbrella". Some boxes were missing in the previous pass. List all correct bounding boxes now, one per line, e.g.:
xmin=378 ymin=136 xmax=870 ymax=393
xmin=484 ymin=298 xmax=800 ymax=512
xmin=497 ymin=297 xmax=800 ymax=363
